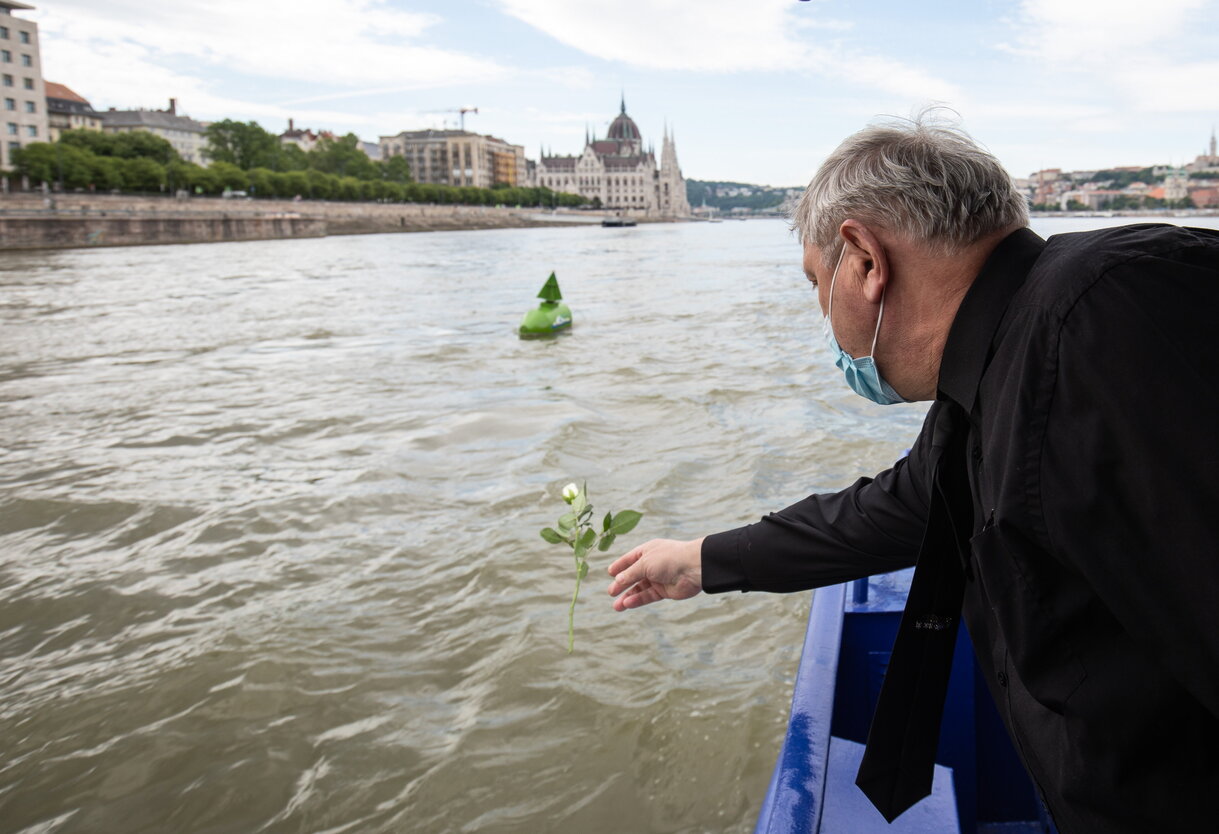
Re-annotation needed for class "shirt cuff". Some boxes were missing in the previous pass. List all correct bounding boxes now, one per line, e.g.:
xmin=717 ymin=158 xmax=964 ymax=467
xmin=701 ymin=527 xmax=752 ymax=594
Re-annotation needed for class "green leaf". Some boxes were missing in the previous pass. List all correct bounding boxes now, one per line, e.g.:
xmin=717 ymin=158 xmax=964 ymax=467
xmin=608 ymin=510 xmax=642 ymax=536
xmin=597 ymin=532 xmax=616 ymax=552
xmin=540 ymin=527 xmax=564 ymax=544
xmin=579 ymin=528 xmax=596 ymax=549
xmin=602 ymin=511 xmax=613 ymax=533
xmin=557 ymin=512 xmax=577 ymax=532
xmin=572 ymin=491 xmax=589 ymax=514
xmin=577 ymin=561 xmax=589 ymax=580
xmin=574 ymin=542 xmax=587 ymax=561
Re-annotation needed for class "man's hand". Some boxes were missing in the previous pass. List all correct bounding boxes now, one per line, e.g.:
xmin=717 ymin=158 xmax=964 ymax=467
xmin=607 ymin=537 xmax=705 ymax=612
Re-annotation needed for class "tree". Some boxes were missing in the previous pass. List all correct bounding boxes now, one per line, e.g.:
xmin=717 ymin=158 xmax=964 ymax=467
xmin=282 ymin=171 xmax=309 ymax=198
xmin=208 ymin=161 xmax=249 ymax=191
xmin=275 ymin=142 xmax=309 ymax=172
xmin=58 ymin=128 xmax=178 ymax=163
xmin=247 ymin=166 xmax=275 ymax=198
xmin=379 ymin=154 xmax=412 ymax=184
xmin=204 ymin=119 xmax=280 ymax=170
xmin=121 ymin=157 xmax=166 ymax=191
xmin=89 ymin=156 xmax=124 ymax=191
xmin=308 ymin=133 xmax=377 ymax=180
xmin=112 ymin=131 xmax=178 ymax=161
xmin=58 ymin=128 xmax=118 ymax=157
xmin=166 ymin=160 xmax=203 ymax=193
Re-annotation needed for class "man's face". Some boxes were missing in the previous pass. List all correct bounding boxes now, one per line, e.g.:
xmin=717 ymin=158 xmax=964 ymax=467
xmin=802 ymin=241 xmax=832 ymax=318
xmin=802 ymin=240 xmax=878 ymax=361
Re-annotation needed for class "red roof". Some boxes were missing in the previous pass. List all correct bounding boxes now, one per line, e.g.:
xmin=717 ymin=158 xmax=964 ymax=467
xmin=44 ymin=81 xmax=90 ymax=104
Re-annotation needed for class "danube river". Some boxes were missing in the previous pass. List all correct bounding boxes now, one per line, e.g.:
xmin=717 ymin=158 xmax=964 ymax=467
xmin=2 ymin=215 xmax=1216 ymax=833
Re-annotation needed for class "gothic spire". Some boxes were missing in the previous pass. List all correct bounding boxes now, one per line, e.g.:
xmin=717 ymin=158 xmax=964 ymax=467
xmin=620 ymin=91 xmax=626 ymax=114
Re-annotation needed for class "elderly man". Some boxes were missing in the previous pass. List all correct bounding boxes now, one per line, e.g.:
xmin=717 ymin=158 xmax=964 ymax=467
xmin=607 ymin=116 xmax=1219 ymax=832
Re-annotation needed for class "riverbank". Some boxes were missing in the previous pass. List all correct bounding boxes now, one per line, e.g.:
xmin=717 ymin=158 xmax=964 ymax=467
xmin=0 ymin=193 xmax=666 ymax=250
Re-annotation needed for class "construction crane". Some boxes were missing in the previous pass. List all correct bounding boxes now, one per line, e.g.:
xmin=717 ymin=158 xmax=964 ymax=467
xmin=425 ymin=107 xmax=479 ymax=131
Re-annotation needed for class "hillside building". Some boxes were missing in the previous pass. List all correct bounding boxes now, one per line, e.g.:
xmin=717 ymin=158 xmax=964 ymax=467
xmin=1186 ymin=128 xmax=1219 ymax=174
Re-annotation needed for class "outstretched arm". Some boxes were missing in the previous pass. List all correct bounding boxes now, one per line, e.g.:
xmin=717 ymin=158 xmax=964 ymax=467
xmin=607 ymin=537 xmax=705 ymax=611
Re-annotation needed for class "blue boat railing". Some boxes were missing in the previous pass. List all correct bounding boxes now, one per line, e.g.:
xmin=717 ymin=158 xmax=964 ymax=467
xmin=755 ymin=570 xmax=1056 ymax=834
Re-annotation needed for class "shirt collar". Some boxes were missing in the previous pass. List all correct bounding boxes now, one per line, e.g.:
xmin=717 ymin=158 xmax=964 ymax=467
xmin=937 ymin=227 xmax=1046 ymax=413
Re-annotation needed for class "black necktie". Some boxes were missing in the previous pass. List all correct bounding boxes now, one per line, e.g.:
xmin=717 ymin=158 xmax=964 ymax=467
xmin=855 ymin=410 xmax=971 ymax=822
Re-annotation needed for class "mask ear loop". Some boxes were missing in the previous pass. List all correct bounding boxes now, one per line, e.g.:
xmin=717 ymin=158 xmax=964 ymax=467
xmin=827 ymin=243 xmax=847 ymax=333
xmin=868 ymin=289 xmax=886 ymax=360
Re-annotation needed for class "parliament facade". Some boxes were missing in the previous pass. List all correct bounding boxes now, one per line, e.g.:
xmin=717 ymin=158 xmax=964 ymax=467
xmin=532 ymin=98 xmax=689 ymax=218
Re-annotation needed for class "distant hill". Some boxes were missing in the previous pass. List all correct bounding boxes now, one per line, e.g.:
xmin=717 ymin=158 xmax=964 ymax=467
xmin=686 ymin=179 xmax=803 ymax=213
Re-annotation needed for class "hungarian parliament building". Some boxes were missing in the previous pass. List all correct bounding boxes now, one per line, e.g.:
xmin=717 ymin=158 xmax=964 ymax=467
xmin=529 ymin=98 xmax=691 ymax=218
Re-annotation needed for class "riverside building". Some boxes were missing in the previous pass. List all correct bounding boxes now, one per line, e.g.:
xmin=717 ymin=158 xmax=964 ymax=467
xmin=45 ymin=81 xmax=102 ymax=140
xmin=378 ymin=129 xmax=527 ymax=188
xmin=101 ymin=99 xmax=208 ymax=163
xmin=532 ymin=98 xmax=690 ymax=218
xmin=0 ymin=0 xmax=49 ymax=172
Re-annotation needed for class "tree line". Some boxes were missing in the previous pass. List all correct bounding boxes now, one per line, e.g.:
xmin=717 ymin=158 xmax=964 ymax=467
xmin=7 ymin=119 xmax=586 ymax=207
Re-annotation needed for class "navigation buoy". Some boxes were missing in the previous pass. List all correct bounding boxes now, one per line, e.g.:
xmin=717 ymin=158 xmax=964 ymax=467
xmin=519 ymin=272 xmax=573 ymax=338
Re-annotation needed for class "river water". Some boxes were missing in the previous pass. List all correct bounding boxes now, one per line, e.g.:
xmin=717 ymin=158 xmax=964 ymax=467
xmin=2 ymin=215 xmax=1216 ymax=833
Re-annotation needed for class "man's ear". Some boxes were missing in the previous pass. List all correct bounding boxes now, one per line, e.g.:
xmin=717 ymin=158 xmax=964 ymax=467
xmin=839 ymin=220 xmax=889 ymax=304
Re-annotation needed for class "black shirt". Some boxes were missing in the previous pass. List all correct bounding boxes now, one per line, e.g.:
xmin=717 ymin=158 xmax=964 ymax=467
xmin=702 ymin=224 xmax=1219 ymax=833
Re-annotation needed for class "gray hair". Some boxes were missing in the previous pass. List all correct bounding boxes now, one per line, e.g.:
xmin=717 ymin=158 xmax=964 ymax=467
xmin=791 ymin=111 xmax=1028 ymax=265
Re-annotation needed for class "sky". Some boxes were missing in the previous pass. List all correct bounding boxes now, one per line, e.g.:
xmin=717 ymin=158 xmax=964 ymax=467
xmin=21 ymin=0 xmax=1219 ymax=187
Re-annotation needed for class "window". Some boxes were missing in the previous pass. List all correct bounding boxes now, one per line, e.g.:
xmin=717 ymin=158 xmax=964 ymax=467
xmin=3 ymin=98 xmax=11 ymax=110
xmin=25 ymin=124 xmax=36 ymax=137
xmin=19 ymin=31 xmax=29 ymax=45
xmin=21 ymin=54 xmax=30 ymax=67
xmin=0 ymin=26 xmax=8 ymax=39
xmin=24 ymin=100 xmax=33 ymax=113
xmin=1 ymin=75 xmax=8 ymax=86
xmin=22 ymin=77 xmax=31 ymax=90
xmin=1 ymin=50 xmax=10 ymax=63
xmin=5 ymin=122 xmax=15 ymax=135
xmin=8 ymin=140 xmax=20 ymax=152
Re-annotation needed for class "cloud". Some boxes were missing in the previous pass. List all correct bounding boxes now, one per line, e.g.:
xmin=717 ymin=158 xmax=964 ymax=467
xmin=496 ymin=0 xmax=958 ymax=102
xmin=497 ymin=0 xmax=807 ymax=71
xmin=835 ymin=54 xmax=962 ymax=103
xmin=32 ymin=0 xmax=505 ymax=111
xmin=1006 ymin=0 xmax=1210 ymax=64
xmin=1112 ymin=60 xmax=1219 ymax=112
xmin=1000 ymin=0 xmax=1218 ymax=117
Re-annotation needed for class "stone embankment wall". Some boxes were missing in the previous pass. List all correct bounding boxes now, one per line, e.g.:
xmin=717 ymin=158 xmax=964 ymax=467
xmin=0 ymin=193 xmax=627 ymax=250
xmin=0 ymin=214 xmax=327 ymax=250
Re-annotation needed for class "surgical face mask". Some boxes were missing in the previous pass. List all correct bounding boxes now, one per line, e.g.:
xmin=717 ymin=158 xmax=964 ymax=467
xmin=822 ymin=245 xmax=908 ymax=405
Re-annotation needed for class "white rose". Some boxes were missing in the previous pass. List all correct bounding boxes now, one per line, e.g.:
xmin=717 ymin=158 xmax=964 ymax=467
xmin=561 ymin=483 xmax=580 ymax=503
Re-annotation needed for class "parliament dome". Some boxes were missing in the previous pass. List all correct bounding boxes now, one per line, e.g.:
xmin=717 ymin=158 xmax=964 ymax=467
xmin=607 ymin=99 xmax=641 ymax=142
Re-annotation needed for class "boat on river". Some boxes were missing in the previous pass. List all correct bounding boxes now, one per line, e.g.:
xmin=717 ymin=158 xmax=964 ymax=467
xmin=755 ymin=570 xmax=1056 ymax=833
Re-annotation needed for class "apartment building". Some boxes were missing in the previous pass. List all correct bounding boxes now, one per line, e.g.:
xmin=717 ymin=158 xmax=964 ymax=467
xmin=0 ymin=0 xmax=50 ymax=171
xmin=45 ymin=81 xmax=102 ymax=140
xmin=378 ymin=129 xmax=527 ymax=188
xmin=102 ymin=98 xmax=208 ymax=163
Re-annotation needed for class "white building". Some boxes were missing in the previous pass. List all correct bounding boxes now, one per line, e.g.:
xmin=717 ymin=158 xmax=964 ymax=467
xmin=532 ymin=98 xmax=689 ymax=218
xmin=0 ymin=0 xmax=49 ymax=171
xmin=101 ymin=99 xmax=208 ymax=163
xmin=280 ymin=118 xmax=331 ymax=153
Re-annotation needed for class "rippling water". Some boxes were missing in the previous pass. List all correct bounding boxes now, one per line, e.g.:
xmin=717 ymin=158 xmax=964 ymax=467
xmin=2 ymin=215 xmax=1214 ymax=833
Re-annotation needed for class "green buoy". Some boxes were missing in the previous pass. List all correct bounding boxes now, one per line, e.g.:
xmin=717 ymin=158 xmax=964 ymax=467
xmin=519 ymin=272 xmax=573 ymax=338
